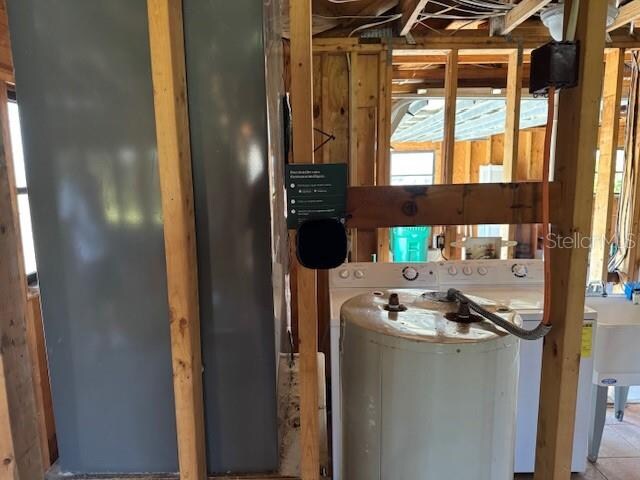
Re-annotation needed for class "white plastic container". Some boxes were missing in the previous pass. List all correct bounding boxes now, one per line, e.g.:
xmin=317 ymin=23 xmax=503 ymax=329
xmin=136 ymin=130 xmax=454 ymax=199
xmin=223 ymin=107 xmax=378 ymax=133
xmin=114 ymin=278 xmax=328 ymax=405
xmin=341 ymin=290 xmax=520 ymax=480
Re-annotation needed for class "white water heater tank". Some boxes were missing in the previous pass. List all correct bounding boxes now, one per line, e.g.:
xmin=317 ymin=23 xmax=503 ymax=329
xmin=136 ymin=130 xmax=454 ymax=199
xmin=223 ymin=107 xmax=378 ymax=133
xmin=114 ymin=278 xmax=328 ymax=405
xmin=341 ymin=289 xmax=520 ymax=480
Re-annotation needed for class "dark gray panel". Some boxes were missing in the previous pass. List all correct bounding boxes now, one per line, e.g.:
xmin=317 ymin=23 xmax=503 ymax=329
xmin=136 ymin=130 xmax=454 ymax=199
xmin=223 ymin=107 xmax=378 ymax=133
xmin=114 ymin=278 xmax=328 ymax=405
xmin=7 ymin=0 xmax=178 ymax=473
xmin=183 ymin=0 xmax=278 ymax=474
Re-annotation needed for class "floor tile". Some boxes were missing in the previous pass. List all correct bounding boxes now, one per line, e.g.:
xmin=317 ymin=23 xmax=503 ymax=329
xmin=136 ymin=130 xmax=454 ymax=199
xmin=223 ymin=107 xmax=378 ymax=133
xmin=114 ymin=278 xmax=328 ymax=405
xmin=624 ymin=405 xmax=640 ymax=427
xmin=614 ymin=423 xmax=640 ymax=450
xmin=599 ymin=426 xmax=638 ymax=458
xmin=514 ymin=463 xmax=605 ymax=479
xmin=595 ymin=457 xmax=640 ymax=480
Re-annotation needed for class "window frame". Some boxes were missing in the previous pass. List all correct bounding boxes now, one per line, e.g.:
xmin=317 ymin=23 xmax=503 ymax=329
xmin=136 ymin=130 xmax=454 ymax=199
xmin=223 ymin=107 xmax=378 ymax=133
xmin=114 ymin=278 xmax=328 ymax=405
xmin=7 ymin=88 xmax=38 ymax=286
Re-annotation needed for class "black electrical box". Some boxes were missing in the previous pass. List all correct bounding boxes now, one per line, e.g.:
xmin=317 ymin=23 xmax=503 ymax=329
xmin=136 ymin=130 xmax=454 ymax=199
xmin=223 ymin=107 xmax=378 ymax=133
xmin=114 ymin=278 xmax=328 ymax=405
xmin=529 ymin=41 xmax=579 ymax=95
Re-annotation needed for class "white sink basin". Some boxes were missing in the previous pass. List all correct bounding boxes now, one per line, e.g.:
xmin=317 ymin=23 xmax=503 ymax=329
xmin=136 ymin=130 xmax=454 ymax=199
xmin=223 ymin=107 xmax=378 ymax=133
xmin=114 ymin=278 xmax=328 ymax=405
xmin=586 ymin=295 xmax=640 ymax=386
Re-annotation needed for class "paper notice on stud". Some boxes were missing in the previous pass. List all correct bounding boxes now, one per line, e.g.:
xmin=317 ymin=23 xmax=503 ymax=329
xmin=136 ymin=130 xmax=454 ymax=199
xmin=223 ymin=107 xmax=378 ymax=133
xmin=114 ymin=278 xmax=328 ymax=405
xmin=286 ymin=163 xmax=348 ymax=228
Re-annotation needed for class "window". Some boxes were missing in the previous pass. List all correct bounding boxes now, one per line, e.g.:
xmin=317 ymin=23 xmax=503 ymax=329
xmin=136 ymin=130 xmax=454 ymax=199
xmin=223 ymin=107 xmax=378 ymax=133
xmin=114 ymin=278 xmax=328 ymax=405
xmin=614 ymin=149 xmax=624 ymax=195
xmin=8 ymin=98 xmax=37 ymax=278
xmin=595 ymin=149 xmax=625 ymax=196
xmin=390 ymin=151 xmax=435 ymax=186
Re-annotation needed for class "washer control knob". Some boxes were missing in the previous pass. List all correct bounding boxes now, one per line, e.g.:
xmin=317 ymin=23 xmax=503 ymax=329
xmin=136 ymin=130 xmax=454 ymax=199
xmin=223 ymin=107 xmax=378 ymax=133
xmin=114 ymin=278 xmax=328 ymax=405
xmin=477 ymin=266 xmax=488 ymax=276
xmin=448 ymin=266 xmax=458 ymax=276
xmin=402 ymin=266 xmax=419 ymax=281
xmin=339 ymin=269 xmax=350 ymax=279
xmin=354 ymin=270 xmax=365 ymax=279
xmin=462 ymin=266 xmax=473 ymax=276
xmin=512 ymin=263 xmax=528 ymax=278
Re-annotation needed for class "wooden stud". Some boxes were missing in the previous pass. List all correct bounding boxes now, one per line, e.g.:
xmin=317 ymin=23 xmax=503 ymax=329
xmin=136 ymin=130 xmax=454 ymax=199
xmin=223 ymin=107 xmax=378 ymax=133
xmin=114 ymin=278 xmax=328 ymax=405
xmin=443 ymin=50 xmax=458 ymax=258
xmin=498 ymin=0 xmax=553 ymax=35
xmin=398 ymin=0 xmax=430 ymax=36
xmin=289 ymin=1 xmax=320 ymax=479
xmin=608 ymin=0 xmax=640 ymax=32
xmin=377 ymin=48 xmax=392 ymax=262
xmin=504 ymin=49 xmax=523 ymax=178
xmin=0 ymin=0 xmax=13 ymax=82
xmin=442 ymin=50 xmax=458 ymax=184
xmin=348 ymin=51 xmax=359 ymax=261
xmin=534 ymin=2 xmax=609 ymax=479
xmin=346 ymin=182 xmax=558 ymax=228
xmin=146 ymin=2 xmax=206 ymax=479
xmin=353 ymin=54 xmax=379 ymax=261
xmin=590 ymin=49 xmax=625 ymax=283
xmin=25 ymin=289 xmax=54 ymax=468
xmin=504 ymin=49 xmax=524 ymax=258
xmin=0 ymin=83 xmax=43 ymax=480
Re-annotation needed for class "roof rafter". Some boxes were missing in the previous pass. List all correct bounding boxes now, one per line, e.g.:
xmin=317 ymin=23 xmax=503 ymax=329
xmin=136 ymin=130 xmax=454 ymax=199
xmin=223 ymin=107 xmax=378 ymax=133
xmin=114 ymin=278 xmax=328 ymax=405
xmin=608 ymin=0 xmax=640 ymax=32
xmin=494 ymin=0 xmax=552 ymax=35
xmin=398 ymin=0 xmax=430 ymax=36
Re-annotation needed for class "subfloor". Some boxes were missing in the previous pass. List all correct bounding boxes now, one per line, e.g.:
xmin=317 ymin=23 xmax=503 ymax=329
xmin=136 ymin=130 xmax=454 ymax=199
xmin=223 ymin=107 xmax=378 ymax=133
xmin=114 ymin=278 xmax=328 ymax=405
xmin=515 ymin=405 xmax=640 ymax=480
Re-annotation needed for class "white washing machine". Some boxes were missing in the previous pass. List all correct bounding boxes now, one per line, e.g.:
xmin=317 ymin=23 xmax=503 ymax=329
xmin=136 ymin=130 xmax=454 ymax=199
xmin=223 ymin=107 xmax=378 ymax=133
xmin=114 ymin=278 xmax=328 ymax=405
xmin=329 ymin=259 xmax=596 ymax=478
xmin=436 ymin=259 xmax=596 ymax=474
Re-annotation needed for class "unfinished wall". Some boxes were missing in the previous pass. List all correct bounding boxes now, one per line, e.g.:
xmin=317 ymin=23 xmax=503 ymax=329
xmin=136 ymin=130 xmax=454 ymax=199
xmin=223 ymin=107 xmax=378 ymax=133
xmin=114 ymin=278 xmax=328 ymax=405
xmin=312 ymin=48 xmax=391 ymax=262
xmin=8 ymin=0 xmax=178 ymax=472
xmin=183 ymin=0 xmax=279 ymax=473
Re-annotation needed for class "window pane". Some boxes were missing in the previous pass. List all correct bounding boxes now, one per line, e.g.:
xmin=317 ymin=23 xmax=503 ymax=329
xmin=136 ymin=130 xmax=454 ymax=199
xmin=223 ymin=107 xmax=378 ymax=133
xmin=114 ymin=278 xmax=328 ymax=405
xmin=479 ymin=164 xmax=504 ymax=183
xmin=8 ymin=101 xmax=26 ymax=189
xmin=616 ymin=149 xmax=625 ymax=173
xmin=614 ymin=172 xmax=623 ymax=195
xmin=391 ymin=151 xmax=434 ymax=176
xmin=17 ymin=193 xmax=37 ymax=275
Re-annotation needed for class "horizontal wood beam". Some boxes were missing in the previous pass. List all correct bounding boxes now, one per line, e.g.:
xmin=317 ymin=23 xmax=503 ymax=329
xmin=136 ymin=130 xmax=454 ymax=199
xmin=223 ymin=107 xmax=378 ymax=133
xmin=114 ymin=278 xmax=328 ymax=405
xmin=312 ymin=31 xmax=640 ymax=52
xmin=399 ymin=0 xmax=429 ymax=36
xmin=608 ymin=0 xmax=640 ymax=32
xmin=393 ymin=53 xmax=531 ymax=65
xmin=498 ymin=0 xmax=553 ymax=35
xmin=346 ymin=182 xmax=560 ymax=228
xmin=392 ymin=77 xmax=529 ymax=90
xmin=391 ymin=85 xmax=533 ymax=96
xmin=393 ymin=64 xmax=531 ymax=81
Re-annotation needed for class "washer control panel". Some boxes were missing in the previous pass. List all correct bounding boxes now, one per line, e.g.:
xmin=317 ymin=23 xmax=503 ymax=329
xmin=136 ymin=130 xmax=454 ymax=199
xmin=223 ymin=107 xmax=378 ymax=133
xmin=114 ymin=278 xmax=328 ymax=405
xmin=330 ymin=260 xmax=544 ymax=289
xmin=330 ymin=262 xmax=439 ymax=289
xmin=437 ymin=259 xmax=544 ymax=286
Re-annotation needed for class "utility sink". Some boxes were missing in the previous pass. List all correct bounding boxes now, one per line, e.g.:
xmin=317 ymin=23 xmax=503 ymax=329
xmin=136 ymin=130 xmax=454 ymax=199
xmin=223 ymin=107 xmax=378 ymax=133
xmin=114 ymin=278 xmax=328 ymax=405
xmin=586 ymin=295 xmax=640 ymax=387
xmin=584 ymin=295 xmax=640 ymax=462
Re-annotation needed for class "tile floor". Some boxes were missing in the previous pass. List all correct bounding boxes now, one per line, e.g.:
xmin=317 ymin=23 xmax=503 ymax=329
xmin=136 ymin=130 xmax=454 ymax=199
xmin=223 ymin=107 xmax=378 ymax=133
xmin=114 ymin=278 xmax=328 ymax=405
xmin=515 ymin=405 xmax=640 ymax=480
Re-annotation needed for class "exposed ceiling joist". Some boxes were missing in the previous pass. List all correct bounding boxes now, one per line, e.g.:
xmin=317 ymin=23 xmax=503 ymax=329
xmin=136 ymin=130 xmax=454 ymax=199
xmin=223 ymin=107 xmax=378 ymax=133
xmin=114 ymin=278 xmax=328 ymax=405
xmin=495 ymin=0 xmax=552 ymax=35
xmin=608 ymin=0 xmax=640 ymax=32
xmin=446 ymin=19 xmax=486 ymax=30
xmin=393 ymin=63 xmax=530 ymax=81
xmin=398 ymin=0 xmax=430 ymax=36
xmin=393 ymin=54 xmax=531 ymax=65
